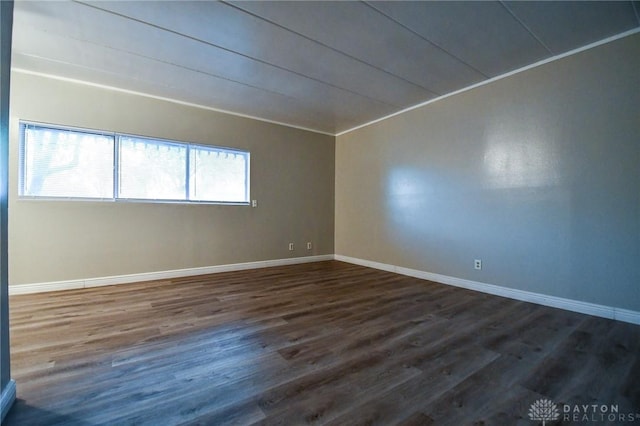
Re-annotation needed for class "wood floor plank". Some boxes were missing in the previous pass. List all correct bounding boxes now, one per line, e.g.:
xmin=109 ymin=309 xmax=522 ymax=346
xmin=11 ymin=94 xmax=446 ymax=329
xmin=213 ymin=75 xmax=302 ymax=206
xmin=5 ymin=260 xmax=640 ymax=425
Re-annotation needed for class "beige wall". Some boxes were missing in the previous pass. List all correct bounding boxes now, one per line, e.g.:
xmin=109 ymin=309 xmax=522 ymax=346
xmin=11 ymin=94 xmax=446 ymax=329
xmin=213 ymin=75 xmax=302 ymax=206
xmin=9 ymin=72 xmax=335 ymax=285
xmin=336 ymin=34 xmax=640 ymax=311
xmin=9 ymin=33 xmax=640 ymax=316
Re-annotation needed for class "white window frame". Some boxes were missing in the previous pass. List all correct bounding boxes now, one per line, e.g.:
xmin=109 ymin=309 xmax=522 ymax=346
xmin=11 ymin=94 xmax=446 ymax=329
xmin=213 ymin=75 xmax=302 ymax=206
xmin=18 ymin=121 xmax=250 ymax=205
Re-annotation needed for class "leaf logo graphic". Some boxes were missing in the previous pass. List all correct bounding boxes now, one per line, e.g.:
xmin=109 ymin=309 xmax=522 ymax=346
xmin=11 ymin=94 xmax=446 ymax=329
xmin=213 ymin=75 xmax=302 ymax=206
xmin=528 ymin=398 xmax=560 ymax=425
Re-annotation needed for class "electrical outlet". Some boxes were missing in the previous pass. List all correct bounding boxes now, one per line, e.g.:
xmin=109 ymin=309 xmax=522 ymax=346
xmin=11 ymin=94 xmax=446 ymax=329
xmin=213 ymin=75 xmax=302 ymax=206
xmin=474 ymin=259 xmax=482 ymax=270
xmin=288 ymin=243 xmax=294 ymax=251
xmin=251 ymin=200 xmax=258 ymax=207
xmin=307 ymin=242 xmax=312 ymax=250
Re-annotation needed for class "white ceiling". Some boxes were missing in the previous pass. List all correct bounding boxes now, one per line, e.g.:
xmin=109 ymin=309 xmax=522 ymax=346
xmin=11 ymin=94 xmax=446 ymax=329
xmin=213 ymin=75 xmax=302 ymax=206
xmin=11 ymin=1 xmax=640 ymax=135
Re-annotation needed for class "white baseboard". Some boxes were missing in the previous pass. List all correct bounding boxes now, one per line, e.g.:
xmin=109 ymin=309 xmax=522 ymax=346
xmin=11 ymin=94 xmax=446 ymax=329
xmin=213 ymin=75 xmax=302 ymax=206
xmin=8 ymin=255 xmax=334 ymax=295
xmin=9 ymin=253 xmax=640 ymax=326
xmin=1 ymin=379 xmax=16 ymax=423
xmin=334 ymin=254 xmax=640 ymax=326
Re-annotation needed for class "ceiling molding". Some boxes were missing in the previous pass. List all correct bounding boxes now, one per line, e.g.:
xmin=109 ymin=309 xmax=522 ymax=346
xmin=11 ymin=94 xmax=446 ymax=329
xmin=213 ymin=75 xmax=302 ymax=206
xmin=336 ymin=27 xmax=640 ymax=137
xmin=11 ymin=68 xmax=335 ymax=137
xmin=12 ymin=24 xmax=640 ymax=139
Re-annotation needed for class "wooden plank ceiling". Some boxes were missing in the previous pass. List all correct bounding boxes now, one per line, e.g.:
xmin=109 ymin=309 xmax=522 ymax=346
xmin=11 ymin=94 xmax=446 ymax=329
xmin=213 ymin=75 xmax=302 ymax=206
xmin=11 ymin=1 xmax=640 ymax=135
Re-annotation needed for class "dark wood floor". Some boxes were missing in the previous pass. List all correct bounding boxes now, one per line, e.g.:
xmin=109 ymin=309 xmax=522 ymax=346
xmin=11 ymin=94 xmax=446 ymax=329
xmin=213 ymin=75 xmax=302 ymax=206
xmin=5 ymin=261 xmax=640 ymax=425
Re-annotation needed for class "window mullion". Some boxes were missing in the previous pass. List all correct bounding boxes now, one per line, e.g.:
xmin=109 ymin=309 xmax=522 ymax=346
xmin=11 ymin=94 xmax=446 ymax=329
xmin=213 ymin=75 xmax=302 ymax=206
xmin=113 ymin=134 xmax=120 ymax=200
xmin=185 ymin=144 xmax=190 ymax=201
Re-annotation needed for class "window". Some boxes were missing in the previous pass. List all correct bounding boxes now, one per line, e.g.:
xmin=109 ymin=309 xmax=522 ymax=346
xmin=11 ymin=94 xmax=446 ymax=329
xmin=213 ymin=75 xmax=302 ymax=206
xmin=20 ymin=124 xmax=114 ymax=199
xmin=119 ymin=136 xmax=187 ymax=200
xmin=19 ymin=122 xmax=250 ymax=204
xmin=189 ymin=145 xmax=249 ymax=203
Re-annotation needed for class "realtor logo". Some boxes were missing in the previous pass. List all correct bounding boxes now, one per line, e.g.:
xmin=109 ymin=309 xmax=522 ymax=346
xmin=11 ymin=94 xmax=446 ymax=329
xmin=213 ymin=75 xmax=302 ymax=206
xmin=527 ymin=398 xmax=640 ymax=423
xmin=529 ymin=398 xmax=560 ymax=425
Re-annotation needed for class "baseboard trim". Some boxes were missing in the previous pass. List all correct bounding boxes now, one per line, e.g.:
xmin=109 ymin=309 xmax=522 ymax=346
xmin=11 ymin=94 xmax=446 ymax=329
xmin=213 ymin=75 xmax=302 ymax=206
xmin=1 ymin=379 xmax=16 ymax=423
xmin=9 ymin=255 xmax=334 ymax=295
xmin=334 ymin=254 xmax=640 ymax=326
xmin=10 ymin=254 xmax=640 ymax=326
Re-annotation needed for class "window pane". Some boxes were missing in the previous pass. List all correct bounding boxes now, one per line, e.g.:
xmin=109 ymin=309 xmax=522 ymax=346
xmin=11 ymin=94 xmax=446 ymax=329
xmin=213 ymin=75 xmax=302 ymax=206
xmin=22 ymin=125 xmax=114 ymax=198
xmin=189 ymin=146 xmax=249 ymax=202
xmin=118 ymin=136 xmax=186 ymax=200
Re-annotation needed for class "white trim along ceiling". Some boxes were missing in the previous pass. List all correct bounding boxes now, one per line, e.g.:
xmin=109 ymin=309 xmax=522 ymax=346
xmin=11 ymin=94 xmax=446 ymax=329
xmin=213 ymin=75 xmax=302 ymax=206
xmin=11 ymin=1 xmax=640 ymax=135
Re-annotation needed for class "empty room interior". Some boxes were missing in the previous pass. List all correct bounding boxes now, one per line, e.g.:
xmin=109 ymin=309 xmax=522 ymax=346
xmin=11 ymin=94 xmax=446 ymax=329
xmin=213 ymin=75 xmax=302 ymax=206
xmin=1 ymin=1 xmax=639 ymax=425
